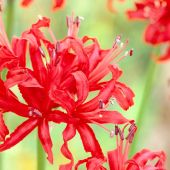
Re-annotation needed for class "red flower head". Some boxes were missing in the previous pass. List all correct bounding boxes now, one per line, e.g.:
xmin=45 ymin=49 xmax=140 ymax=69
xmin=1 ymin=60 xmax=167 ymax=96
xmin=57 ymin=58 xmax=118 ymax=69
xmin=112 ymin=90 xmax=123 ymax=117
xmin=107 ymin=122 xmax=166 ymax=170
xmin=21 ymin=0 xmax=65 ymax=10
xmin=127 ymin=0 xmax=170 ymax=62
xmin=0 ymin=14 xmax=134 ymax=169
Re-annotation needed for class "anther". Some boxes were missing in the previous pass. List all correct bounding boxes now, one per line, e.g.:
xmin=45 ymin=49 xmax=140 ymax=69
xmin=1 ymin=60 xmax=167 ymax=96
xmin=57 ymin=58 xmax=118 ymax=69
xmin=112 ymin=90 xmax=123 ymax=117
xmin=118 ymin=128 xmax=124 ymax=140
xmin=115 ymin=125 xmax=119 ymax=135
xmin=38 ymin=15 xmax=43 ymax=20
xmin=99 ymin=99 xmax=104 ymax=109
xmin=29 ymin=107 xmax=42 ymax=117
xmin=129 ymin=49 xmax=133 ymax=56
xmin=110 ymin=130 xmax=115 ymax=138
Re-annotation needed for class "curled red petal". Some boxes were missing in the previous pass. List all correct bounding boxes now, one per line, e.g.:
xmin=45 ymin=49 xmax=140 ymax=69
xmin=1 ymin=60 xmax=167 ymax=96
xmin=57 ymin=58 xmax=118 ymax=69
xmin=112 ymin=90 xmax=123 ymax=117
xmin=32 ymin=17 xmax=50 ymax=29
xmin=0 ymin=112 xmax=9 ymax=142
xmin=77 ymin=123 xmax=104 ymax=158
xmin=69 ymin=38 xmax=89 ymax=74
xmin=12 ymin=38 xmax=27 ymax=67
xmin=156 ymin=45 xmax=170 ymax=63
xmin=78 ymin=77 xmax=116 ymax=112
xmin=82 ymin=36 xmax=101 ymax=72
xmin=0 ymin=118 xmax=38 ymax=151
xmin=0 ymin=79 xmax=30 ymax=117
xmin=113 ymin=82 xmax=135 ymax=110
xmin=72 ymin=71 xmax=89 ymax=105
xmin=75 ymin=157 xmax=106 ymax=170
xmin=0 ymin=46 xmax=18 ymax=71
xmin=5 ymin=68 xmax=43 ymax=89
xmin=127 ymin=149 xmax=166 ymax=169
xmin=59 ymin=124 xmax=76 ymax=170
xmin=47 ymin=110 xmax=68 ymax=124
xmin=49 ymin=89 xmax=75 ymax=113
xmin=38 ymin=119 xmax=53 ymax=164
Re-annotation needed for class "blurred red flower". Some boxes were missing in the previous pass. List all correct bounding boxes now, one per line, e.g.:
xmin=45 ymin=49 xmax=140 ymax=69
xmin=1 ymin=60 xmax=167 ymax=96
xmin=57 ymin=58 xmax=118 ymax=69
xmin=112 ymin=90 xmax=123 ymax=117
xmin=107 ymin=0 xmax=125 ymax=12
xmin=127 ymin=0 xmax=170 ymax=62
xmin=0 ymin=14 xmax=134 ymax=168
xmin=21 ymin=0 xmax=65 ymax=10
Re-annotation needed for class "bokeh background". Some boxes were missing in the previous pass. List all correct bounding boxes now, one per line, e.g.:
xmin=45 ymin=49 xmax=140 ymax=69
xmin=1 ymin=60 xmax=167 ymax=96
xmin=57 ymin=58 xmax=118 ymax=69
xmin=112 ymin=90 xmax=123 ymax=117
xmin=1 ymin=0 xmax=170 ymax=169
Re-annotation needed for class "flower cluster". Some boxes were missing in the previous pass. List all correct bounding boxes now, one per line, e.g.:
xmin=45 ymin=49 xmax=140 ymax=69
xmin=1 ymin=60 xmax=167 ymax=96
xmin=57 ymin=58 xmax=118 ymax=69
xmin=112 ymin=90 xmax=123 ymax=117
xmin=0 ymin=14 xmax=135 ymax=169
xmin=127 ymin=0 xmax=170 ymax=62
xmin=21 ymin=0 xmax=65 ymax=10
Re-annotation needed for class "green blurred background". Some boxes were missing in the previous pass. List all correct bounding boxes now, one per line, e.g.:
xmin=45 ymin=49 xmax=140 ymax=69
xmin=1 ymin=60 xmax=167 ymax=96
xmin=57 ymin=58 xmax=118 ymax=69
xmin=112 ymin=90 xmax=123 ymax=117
xmin=1 ymin=0 xmax=170 ymax=169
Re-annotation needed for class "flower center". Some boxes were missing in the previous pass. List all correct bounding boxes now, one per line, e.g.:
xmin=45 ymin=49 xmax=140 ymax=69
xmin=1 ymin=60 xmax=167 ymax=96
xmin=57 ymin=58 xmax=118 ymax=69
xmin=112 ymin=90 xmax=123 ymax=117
xmin=28 ymin=107 xmax=42 ymax=117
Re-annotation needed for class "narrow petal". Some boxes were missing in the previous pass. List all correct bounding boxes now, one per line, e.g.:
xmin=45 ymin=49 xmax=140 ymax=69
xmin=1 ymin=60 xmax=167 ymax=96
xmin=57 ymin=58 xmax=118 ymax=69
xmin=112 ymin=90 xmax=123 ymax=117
xmin=77 ymin=123 xmax=104 ymax=158
xmin=113 ymin=82 xmax=135 ymax=110
xmin=75 ymin=157 xmax=106 ymax=170
xmin=0 ymin=112 xmax=9 ymax=142
xmin=79 ymin=110 xmax=129 ymax=124
xmin=127 ymin=149 xmax=166 ymax=169
xmin=49 ymin=89 xmax=75 ymax=113
xmin=78 ymin=78 xmax=116 ymax=112
xmin=156 ymin=45 xmax=170 ymax=62
xmin=0 ymin=118 xmax=38 ymax=151
xmin=82 ymin=36 xmax=101 ymax=72
xmin=69 ymin=39 xmax=89 ymax=74
xmin=32 ymin=17 xmax=50 ymax=29
xmin=47 ymin=110 xmax=68 ymax=124
xmin=12 ymin=38 xmax=27 ymax=67
xmin=72 ymin=71 xmax=89 ymax=105
xmin=60 ymin=124 xmax=76 ymax=170
xmin=5 ymin=68 xmax=43 ymax=89
xmin=0 ymin=46 xmax=18 ymax=71
xmin=38 ymin=119 xmax=53 ymax=164
xmin=0 ymin=79 xmax=30 ymax=117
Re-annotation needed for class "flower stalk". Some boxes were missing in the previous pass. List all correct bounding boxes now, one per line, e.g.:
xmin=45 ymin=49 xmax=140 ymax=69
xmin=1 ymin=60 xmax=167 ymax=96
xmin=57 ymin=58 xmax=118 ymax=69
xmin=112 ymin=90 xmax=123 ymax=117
xmin=131 ymin=59 xmax=157 ymax=155
xmin=6 ymin=0 xmax=15 ymax=39
xmin=37 ymin=139 xmax=46 ymax=170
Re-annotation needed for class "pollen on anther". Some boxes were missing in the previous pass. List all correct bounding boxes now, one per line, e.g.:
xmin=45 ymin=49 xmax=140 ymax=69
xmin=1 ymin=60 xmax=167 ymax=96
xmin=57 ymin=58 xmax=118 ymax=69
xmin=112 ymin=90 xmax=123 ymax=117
xmin=99 ymin=114 xmax=103 ymax=118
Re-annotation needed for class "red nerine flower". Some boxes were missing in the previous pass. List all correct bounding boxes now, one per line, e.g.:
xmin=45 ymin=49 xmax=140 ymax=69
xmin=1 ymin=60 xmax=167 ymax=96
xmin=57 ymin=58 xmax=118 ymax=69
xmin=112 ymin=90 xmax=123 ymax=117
xmin=107 ymin=123 xmax=166 ymax=170
xmin=21 ymin=0 xmax=65 ymax=10
xmin=127 ymin=0 xmax=170 ymax=62
xmin=0 ymin=14 xmax=134 ymax=169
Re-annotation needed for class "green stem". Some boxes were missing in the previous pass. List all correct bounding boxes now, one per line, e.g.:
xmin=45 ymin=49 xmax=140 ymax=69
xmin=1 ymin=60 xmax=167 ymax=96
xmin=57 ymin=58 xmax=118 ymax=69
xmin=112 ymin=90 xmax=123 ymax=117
xmin=37 ymin=139 xmax=46 ymax=170
xmin=6 ymin=0 xmax=15 ymax=39
xmin=131 ymin=59 xmax=157 ymax=155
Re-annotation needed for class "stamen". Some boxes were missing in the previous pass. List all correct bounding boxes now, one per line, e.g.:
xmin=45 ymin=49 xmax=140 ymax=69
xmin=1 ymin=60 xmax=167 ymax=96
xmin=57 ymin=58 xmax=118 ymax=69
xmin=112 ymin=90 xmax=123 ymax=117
xmin=115 ymin=125 xmax=119 ymax=135
xmin=90 ymin=120 xmax=111 ymax=133
xmin=112 ymin=35 xmax=121 ymax=48
xmin=48 ymin=27 xmax=57 ymax=44
xmin=39 ymin=47 xmax=45 ymax=57
xmin=29 ymin=107 xmax=42 ymax=117
xmin=99 ymin=99 xmax=105 ymax=109
xmin=118 ymin=128 xmax=124 ymax=140
xmin=110 ymin=130 xmax=115 ymax=138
